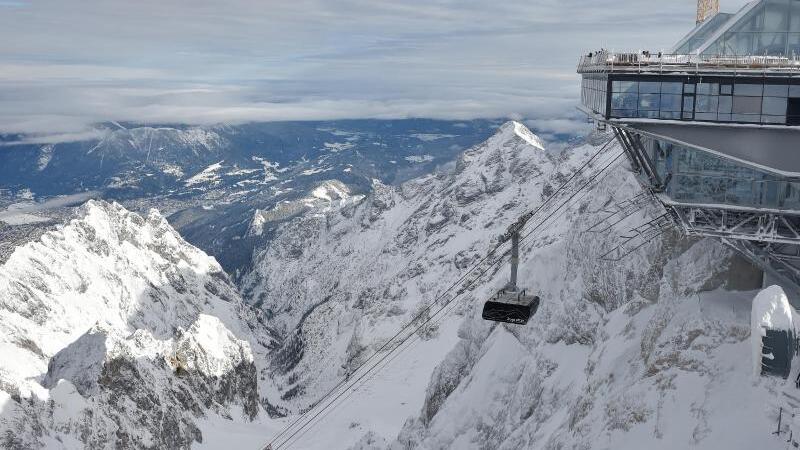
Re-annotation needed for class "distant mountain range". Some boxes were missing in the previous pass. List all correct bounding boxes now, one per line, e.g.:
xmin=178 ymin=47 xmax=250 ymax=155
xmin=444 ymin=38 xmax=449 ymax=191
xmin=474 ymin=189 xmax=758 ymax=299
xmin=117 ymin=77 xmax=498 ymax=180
xmin=0 ymin=119 xmax=518 ymax=275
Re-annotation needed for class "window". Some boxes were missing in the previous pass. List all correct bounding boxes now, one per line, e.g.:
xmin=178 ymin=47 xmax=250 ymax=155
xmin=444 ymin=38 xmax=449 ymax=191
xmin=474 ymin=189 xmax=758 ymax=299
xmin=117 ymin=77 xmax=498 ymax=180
xmin=762 ymin=96 xmax=788 ymax=115
xmin=612 ymin=81 xmax=637 ymax=92
xmin=735 ymin=84 xmax=763 ymax=96
xmin=695 ymin=95 xmax=719 ymax=113
xmin=697 ymin=83 xmax=719 ymax=95
xmin=660 ymin=94 xmax=682 ymax=112
xmin=733 ymin=96 xmax=762 ymax=114
xmin=719 ymin=96 xmax=733 ymax=114
xmin=639 ymin=94 xmax=660 ymax=110
xmin=661 ymin=82 xmax=683 ymax=94
xmin=765 ymin=84 xmax=789 ymax=97
xmin=639 ymin=82 xmax=661 ymax=94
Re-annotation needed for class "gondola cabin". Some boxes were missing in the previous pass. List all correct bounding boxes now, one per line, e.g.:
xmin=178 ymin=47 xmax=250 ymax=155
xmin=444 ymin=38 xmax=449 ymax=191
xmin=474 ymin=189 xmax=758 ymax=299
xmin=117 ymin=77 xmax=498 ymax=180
xmin=482 ymin=289 xmax=540 ymax=325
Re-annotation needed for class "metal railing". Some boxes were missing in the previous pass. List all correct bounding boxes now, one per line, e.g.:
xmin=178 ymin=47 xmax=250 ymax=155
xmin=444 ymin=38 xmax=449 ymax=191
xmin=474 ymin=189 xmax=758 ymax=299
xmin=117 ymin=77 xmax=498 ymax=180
xmin=578 ymin=50 xmax=800 ymax=74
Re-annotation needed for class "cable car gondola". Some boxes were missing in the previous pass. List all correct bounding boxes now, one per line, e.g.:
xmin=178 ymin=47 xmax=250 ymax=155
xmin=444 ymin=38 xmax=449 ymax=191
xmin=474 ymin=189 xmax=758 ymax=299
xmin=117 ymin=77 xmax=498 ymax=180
xmin=482 ymin=288 xmax=540 ymax=325
xmin=482 ymin=218 xmax=540 ymax=325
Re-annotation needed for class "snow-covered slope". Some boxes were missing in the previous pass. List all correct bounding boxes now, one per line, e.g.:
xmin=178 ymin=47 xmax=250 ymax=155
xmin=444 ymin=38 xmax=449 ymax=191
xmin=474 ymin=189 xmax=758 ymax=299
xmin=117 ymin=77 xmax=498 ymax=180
xmin=242 ymin=121 xmax=561 ymax=415
xmin=244 ymin=121 xmax=792 ymax=450
xmin=2 ymin=119 xmax=794 ymax=450
xmin=0 ymin=200 xmax=277 ymax=449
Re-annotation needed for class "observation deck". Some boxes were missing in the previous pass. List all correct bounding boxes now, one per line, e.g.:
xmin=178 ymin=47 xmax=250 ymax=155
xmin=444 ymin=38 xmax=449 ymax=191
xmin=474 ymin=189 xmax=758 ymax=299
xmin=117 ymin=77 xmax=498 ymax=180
xmin=577 ymin=0 xmax=800 ymax=296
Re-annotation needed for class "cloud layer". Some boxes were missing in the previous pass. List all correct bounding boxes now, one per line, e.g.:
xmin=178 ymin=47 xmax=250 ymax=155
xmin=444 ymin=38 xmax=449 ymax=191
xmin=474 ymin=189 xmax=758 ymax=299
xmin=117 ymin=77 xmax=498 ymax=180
xmin=0 ymin=0 xmax=751 ymax=141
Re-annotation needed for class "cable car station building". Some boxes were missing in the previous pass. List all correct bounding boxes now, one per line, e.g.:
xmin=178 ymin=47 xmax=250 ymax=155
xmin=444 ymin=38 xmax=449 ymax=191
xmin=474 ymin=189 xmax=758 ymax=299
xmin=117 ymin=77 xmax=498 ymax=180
xmin=578 ymin=0 xmax=800 ymax=294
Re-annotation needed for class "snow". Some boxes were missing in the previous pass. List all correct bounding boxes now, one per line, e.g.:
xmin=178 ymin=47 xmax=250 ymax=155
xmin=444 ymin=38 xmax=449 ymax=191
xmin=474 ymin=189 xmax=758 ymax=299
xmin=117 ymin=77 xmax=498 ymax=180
xmin=6 ymin=120 xmax=800 ymax=449
xmin=404 ymin=155 xmax=435 ymax=163
xmin=185 ymin=160 xmax=225 ymax=187
xmin=172 ymin=314 xmax=254 ymax=378
xmin=311 ymin=180 xmax=351 ymax=203
xmin=37 ymin=144 xmax=54 ymax=171
xmin=0 ymin=199 xmax=275 ymax=448
xmin=324 ymin=142 xmax=355 ymax=152
xmin=300 ymin=167 xmax=333 ymax=176
xmin=160 ymin=163 xmax=185 ymax=178
xmin=410 ymin=133 xmax=457 ymax=142
xmin=0 ymin=191 xmax=99 ymax=225
xmin=751 ymin=285 xmax=795 ymax=376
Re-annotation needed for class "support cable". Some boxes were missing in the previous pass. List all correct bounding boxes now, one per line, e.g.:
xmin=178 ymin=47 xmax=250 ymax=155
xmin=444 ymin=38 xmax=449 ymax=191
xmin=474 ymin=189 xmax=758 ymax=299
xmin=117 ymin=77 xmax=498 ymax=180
xmin=260 ymin=138 xmax=619 ymax=450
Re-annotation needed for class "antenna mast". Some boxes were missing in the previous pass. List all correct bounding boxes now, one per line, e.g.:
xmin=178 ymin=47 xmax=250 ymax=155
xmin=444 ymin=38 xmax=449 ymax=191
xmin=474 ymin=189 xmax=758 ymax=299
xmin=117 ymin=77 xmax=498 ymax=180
xmin=697 ymin=0 xmax=720 ymax=24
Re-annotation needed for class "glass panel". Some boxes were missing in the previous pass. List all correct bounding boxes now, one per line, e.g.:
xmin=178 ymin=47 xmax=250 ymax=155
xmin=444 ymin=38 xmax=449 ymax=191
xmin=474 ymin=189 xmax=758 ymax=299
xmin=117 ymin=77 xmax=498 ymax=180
xmin=733 ymin=96 xmax=762 ymax=114
xmin=611 ymin=109 xmax=636 ymax=118
xmin=721 ymin=84 xmax=733 ymax=95
xmin=659 ymin=111 xmax=681 ymax=119
xmin=724 ymin=32 xmax=756 ymax=54
xmin=732 ymin=4 xmax=765 ymax=32
xmin=612 ymin=92 xmax=638 ymax=109
xmin=763 ymin=96 xmax=788 ymax=115
xmin=660 ymin=94 xmax=682 ymax=112
xmin=790 ymin=85 xmax=800 ymax=97
xmin=765 ymin=0 xmax=791 ymax=31
xmin=718 ymin=113 xmax=733 ymax=121
xmin=697 ymin=83 xmax=719 ymax=95
xmin=719 ymin=96 xmax=733 ymax=113
xmin=762 ymin=115 xmax=787 ymax=124
xmin=612 ymin=81 xmax=637 ymax=92
xmin=683 ymin=96 xmax=695 ymax=112
xmin=765 ymin=84 xmax=790 ymax=97
xmin=755 ymin=32 xmax=788 ymax=55
xmin=791 ymin=0 xmax=800 ymax=31
xmin=639 ymin=93 xmax=660 ymax=110
xmin=735 ymin=84 xmax=763 ymax=96
xmin=695 ymin=112 xmax=718 ymax=121
xmin=684 ymin=83 xmax=696 ymax=94
xmin=661 ymin=82 xmax=683 ymax=94
xmin=732 ymin=113 xmax=761 ymax=122
xmin=639 ymin=82 xmax=661 ymax=94
xmin=789 ymin=32 xmax=800 ymax=54
xmin=637 ymin=110 xmax=660 ymax=119
xmin=696 ymin=95 xmax=719 ymax=113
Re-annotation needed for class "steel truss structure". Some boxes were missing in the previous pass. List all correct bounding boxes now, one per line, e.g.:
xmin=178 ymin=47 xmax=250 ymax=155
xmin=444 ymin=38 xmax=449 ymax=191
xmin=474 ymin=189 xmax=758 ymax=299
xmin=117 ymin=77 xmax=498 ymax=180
xmin=610 ymin=122 xmax=800 ymax=297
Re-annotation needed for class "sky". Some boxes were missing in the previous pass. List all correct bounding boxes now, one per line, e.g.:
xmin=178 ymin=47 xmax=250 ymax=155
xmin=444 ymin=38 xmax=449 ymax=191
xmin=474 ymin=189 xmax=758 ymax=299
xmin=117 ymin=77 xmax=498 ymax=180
xmin=0 ymin=0 xmax=752 ymax=143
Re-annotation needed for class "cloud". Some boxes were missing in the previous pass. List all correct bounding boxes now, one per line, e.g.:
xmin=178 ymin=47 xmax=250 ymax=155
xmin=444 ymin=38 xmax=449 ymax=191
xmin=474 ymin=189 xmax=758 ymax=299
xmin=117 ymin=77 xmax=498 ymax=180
xmin=0 ymin=0 xmax=752 ymax=140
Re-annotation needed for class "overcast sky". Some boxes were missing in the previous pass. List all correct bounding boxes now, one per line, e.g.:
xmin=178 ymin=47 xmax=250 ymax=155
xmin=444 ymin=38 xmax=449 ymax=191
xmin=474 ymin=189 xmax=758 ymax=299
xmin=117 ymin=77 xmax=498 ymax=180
xmin=0 ymin=0 xmax=752 ymax=142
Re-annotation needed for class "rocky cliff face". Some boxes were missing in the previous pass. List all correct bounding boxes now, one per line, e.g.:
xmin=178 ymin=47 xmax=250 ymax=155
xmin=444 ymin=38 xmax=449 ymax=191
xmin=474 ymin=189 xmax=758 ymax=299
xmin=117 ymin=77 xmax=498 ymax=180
xmin=0 ymin=200 xmax=276 ymax=449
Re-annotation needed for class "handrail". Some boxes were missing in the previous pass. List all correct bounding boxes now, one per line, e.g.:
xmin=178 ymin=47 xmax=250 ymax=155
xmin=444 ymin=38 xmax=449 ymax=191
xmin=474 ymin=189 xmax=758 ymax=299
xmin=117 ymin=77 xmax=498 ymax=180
xmin=577 ymin=50 xmax=800 ymax=74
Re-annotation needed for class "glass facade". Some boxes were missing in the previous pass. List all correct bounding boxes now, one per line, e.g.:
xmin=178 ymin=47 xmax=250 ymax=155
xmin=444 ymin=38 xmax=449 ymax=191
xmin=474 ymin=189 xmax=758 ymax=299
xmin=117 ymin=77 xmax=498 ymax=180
xmin=603 ymin=77 xmax=800 ymax=125
xmin=640 ymin=135 xmax=800 ymax=209
xmin=700 ymin=0 xmax=800 ymax=56
xmin=581 ymin=75 xmax=608 ymax=116
xmin=674 ymin=13 xmax=735 ymax=54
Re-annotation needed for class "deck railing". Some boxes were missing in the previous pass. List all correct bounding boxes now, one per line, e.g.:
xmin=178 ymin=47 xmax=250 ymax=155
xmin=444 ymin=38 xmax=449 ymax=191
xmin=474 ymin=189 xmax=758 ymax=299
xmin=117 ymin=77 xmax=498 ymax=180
xmin=578 ymin=50 xmax=800 ymax=74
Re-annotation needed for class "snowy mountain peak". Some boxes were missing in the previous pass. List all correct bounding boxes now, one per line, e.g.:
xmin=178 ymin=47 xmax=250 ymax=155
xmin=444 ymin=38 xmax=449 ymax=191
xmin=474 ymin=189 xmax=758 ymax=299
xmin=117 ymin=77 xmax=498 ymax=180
xmin=488 ymin=120 xmax=545 ymax=152
xmin=0 ymin=200 xmax=274 ymax=448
